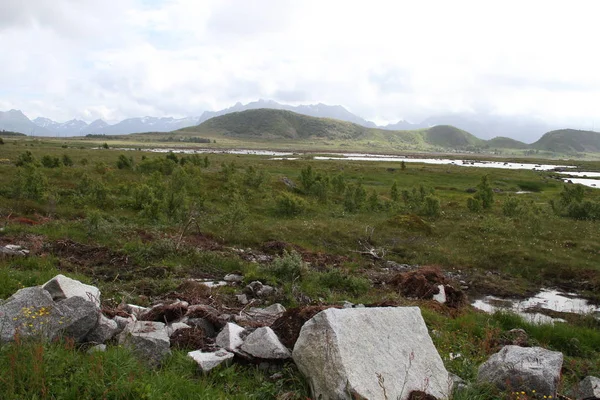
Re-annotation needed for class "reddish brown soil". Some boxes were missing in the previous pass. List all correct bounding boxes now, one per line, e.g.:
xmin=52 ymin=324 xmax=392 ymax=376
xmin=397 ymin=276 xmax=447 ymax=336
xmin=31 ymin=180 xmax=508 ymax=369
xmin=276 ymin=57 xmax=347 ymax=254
xmin=170 ymin=327 xmax=211 ymax=351
xmin=390 ymin=266 xmax=446 ymax=299
xmin=140 ymin=303 xmax=188 ymax=323
xmin=408 ymin=391 xmax=437 ymax=400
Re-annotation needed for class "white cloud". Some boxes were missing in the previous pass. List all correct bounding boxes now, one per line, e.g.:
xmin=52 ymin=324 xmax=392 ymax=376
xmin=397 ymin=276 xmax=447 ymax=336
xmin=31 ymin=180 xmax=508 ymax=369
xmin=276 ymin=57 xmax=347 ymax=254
xmin=1 ymin=0 xmax=600 ymax=130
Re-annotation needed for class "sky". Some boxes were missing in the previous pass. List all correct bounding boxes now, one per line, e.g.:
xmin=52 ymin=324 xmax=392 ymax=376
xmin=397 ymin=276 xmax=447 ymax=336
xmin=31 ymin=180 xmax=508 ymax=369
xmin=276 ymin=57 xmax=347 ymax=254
xmin=1 ymin=0 xmax=599 ymax=127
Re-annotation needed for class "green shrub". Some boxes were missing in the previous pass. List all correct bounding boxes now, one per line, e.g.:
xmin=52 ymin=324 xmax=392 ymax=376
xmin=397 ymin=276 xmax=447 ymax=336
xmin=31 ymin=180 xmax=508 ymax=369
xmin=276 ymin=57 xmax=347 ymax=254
xmin=62 ymin=154 xmax=74 ymax=167
xmin=467 ymin=197 xmax=482 ymax=212
xmin=276 ymin=192 xmax=307 ymax=216
xmin=421 ymin=195 xmax=441 ymax=218
xmin=269 ymin=250 xmax=307 ymax=282
xmin=475 ymin=175 xmax=494 ymax=209
xmin=41 ymin=155 xmax=60 ymax=168
xmin=15 ymin=151 xmax=35 ymax=166
xmin=502 ymin=196 xmax=522 ymax=217
xmin=14 ymin=165 xmax=47 ymax=200
xmin=117 ymin=154 xmax=133 ymax=169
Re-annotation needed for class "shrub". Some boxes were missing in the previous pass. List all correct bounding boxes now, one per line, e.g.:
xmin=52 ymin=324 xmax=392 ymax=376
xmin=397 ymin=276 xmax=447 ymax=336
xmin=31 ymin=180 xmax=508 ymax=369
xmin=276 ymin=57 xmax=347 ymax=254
xmin=117 ymin=154 xmax=133 ymax=169
xmin=0 ymin=137 xmax=4 ymax=144
xmin=276 ymin=192 xmax=307 ymax=216
xmin=475 ymin=175 xmax=494 ymax=209
xmin=13 ymin=165 xmax=48 ymax=200
xmin=41 ymin=155 xmax=60 ymax=168
xmin=502 ymin=196 xmax=522 ymax=217
xmin=421 ymin=195 xmax=441 ymax=218
xmin=467 ymin=197 xmax=482 ymax=212
xmin=391 ymin=181 xmax=399 ymax=202
xmin=269 ymin=250 xmax=307 ymax=282
xmin=62 ymin=154 xmax=73 ymax=167
xmin=15 ymin=151 xmax=35 ymax=166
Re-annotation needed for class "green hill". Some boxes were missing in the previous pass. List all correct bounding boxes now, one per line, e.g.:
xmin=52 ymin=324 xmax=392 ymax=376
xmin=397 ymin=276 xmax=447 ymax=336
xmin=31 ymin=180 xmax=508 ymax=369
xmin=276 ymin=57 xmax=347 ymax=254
xmin=531 ymin=129 xmax=600 ymax=153
xmin=423 ymin=125 xmax=484 ymax=148
xmin=181 ymin=109 xmax=485 ymax=149
xmin=0 ymin=130 xmax=26 ymax=137
xmin=487 ymin=136 xmax=529 ymax=149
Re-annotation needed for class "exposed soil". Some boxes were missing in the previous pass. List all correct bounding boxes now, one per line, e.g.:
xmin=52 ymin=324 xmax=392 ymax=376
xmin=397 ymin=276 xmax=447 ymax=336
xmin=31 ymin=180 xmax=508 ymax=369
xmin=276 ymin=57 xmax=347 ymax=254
xmin=140 ymin=302 xmax=188 ymax=323
xmin=390 ymin=266 xmax=446 ymax=299
xmin=271 ymin=305 xmax=340 ymax=349
xmin=170 ymin=327 xmax=212 ymax=351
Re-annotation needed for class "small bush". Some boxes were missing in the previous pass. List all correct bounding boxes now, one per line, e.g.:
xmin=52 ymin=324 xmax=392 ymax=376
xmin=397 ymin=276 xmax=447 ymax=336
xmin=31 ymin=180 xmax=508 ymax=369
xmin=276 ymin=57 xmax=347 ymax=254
xmin=41 ymin=155 xmax=60 ymax=168
xmin=117 ymin=154 xmax=133 ymax=169
xmin=269 ymin=250 xmax=307 ymax=282
xmin=276 ymin=192 xmax=307 ymax=216
xmin=467 ymin=197 xmax=482 ymax=212
xmin=421 ymin=195 xmax=441 ymax=218
xmin=62 ymin=154 xmax=74 ymax=167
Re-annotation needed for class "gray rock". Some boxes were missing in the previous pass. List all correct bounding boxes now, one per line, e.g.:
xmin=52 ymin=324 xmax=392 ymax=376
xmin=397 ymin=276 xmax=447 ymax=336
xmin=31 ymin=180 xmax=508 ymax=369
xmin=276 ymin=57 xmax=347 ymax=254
xmin=86 ymin=314 xmax=120 ymax=344
xmin=216 ymin=322 xmax=246 ymax=351
xmin=43 ymin=275 xmax=101 ymax=307
xmin=187 ymin=318 xmax=216 ymax=338
xmin=433 ymin=284 xmax=446 ymax=303
xmin=247 ymin=303 xmax=286 ymax=319
xmin=571 ymin=376 xmax=600 ymax=400
xmin=224 ymin=274 xmax=244 ymax=283
xmin=117 ymin=321 xmax=171 ymax=366
xmin=0 ymin=244 xmax=29 ymax=256
xmin=449 ymin=372 xmax=467 ymax=394
xmin=292 ymin=307 xmax=450 ymax=400
xmin=477 ymin=345 xmax=563 ymax=396
xmin=241 ymin=327 xmax=290 ymax=359
xmin=236 ymin=294 xmax=249 ymax=305
xmin=342 ymin=301 xmax=354 ymax=308
xmin=244 ymin=281 xmax=275 ymax=298
xmin=125 ymin=304 xmax=149 ymax=318
xmin=0 ymin=287 xmax=58 ymax=342
xmin=114 ymin=315 xmax=135 ymax=331
xmin=54 ymin=296 xmax=101 ymax=342
xmin=166 ymin=322 xmax=191 ymax=337
xmin=88 ymin=344 xmax=107 ymax=353
xmin=188 ymin=349 xmax=234 ymax=373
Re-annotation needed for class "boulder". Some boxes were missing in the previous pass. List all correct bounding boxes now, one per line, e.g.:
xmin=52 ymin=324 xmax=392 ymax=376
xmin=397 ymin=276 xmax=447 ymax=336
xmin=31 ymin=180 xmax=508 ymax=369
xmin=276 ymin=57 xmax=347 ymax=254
xmin=477 ymin=345 xmax=563 ymax=396
xmin=216 ymin=322 xmax=246 ymax=351
xmin=187 ymin=318 xmax=216 ymax=338
xmin=88 ymin=344 xmax=107 ymax=353
xmin=86 ymin=314 xmax=120 ymax=344
xmin=243 ymin=281 xmax=275 ymax=298
xmin=570 ymin=376 xmax=600 ymax=400
xmin=54 ymin=296 xmax=101 ymax=342
xmin=166 ymin=322 xmax=191 ymax=337
xmin=292 ymin=307 xmax=450 ymax=400
xmin=188 ymin=349 xmax=234 ymax=373
xmin=114 ymin=315 xmax=135 ymax=331
xmin=125 ymin=304 xmax=149 ymax=318
xmin=43 ymin=275 xmax=101 ymax=307
xmin=224 ymin=274 xmax=244 ymax=283
xmin=240 ymin=327 xmax=291 ymax=359
xmin=0 ymin=244 xmax=29 ymax=256
xmin=0 ymin=287 xmax=58 ymax=342
xmin=117 ymin=321 xmax=171 ymax=366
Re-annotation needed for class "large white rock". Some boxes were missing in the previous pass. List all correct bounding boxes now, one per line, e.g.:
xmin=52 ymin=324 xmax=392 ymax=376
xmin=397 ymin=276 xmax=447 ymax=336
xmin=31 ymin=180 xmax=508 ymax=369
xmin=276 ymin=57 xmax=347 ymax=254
xmin=188 ymin=349 xmax=234 ymax=373
xmin=292 ymin=307 xmax=450 ymax=400
xmin=117 ymin=321 xmax=171 ymax=366
xmin=570 ymin=375 xmax=600 ymax=400
xmin=43 ymin=275 xmax=101 ymax=307
xmin=166 ymin=322 xmax=191 ymax=337
xmin=54 ymin=296 xmax=101 ymax=342
xmin=241 ymin=327 xmax=291 ymax=359
xmin=477 ymin=345 xmax=563 ymax=396
xmin=216 ymin=322 xmax=246 ymax=351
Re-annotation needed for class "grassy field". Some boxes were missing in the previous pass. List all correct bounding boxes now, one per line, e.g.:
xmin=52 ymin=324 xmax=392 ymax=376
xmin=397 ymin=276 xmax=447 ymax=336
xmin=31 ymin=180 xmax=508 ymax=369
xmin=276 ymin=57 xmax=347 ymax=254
xmin=0 ymin=136 xmax=599 ymax=399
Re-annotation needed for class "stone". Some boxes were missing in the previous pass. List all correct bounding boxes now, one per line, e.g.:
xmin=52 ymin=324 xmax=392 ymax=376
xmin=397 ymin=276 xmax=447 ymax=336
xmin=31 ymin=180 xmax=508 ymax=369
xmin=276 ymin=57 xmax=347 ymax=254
xmin=216 ymin=322 xmax=246 ymax=351
xmin=248 ymin=303 xmax=286 ymax=319
xmin=166 ymin=322 xmax=191 ymax=337
xmin=187 ymin=318 xmax=216 ymax=338
xmin=477 ymin=345 xmax=563 ymax=396
xmin=86 ymin=314 xmax=119 ymax=344
xmin=114 ymin=315 xmax=135 ymax=331
xmin=117 ymin=321 xmax=171 ymax=366
xmin=342 ymin=301 xmax=354 ymax=308
xmin=236 ymin=294 xmax=249 ymax=305
xmin=292 ymin=307 xmax=450 ymax=400
xmin=432 ymin=285 xmax=446 ymax=303
xmin=88 ymin=344 xmax=107 ymax=353
xmin=54 ymin=296 xmax=101 ymax=342
xmin=570 ymin=376 xmax=600 ymax=400
xmin=224 ymin=274 xmax=244 ymax=283
xmin=244 ymin=281 xmax=275 ymax=298
xmin=43 ymin=275 xmax=101 ymax=307
xmin=0 ymin=244 xmax=29 ymax=256
xmin=125 ymin=304 xmax=149 ymax=318
xmin=240 ymin=327 xmax=291 ymax=360
xmin=187 ymin=349 xmax=234 ymax=373
xmin=0 ymin=287 xmax=58 ymax=342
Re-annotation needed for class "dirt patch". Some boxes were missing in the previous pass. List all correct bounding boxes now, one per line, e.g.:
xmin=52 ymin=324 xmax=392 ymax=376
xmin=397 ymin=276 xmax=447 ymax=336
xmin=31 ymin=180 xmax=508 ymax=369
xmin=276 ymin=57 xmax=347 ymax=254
xmin=45 ymin=239 xmax=140 ymax=280
xmin=261 ymin=241 xmax=297 ymax=255
xmin=390 ymin=266 xmax=446 ymax=299
xmin=0 ymin=234 xmax=46 ymax=254
xmin=170 ymin=327 xmax=211 ymax=351
xmin=169 ymin=280 xmax=213 ymax=304
xmin=407 ymin=391 xmax=437 ymax=400
xmin=444 ymin=285 xmax=467 ymax=308
xmin=182 ymin=232 xmax=223 ymax=251
xmin=271 ymin=306 xmax=339 ymax=349
xmin=140 ymin=302 xmax=188 ymax=323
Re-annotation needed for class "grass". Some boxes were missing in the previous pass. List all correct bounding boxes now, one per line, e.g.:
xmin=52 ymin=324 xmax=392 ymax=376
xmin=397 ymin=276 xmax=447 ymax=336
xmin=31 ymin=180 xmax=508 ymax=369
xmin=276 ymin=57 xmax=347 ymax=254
xmin=0 ymin=137 xmax=599 ymax=398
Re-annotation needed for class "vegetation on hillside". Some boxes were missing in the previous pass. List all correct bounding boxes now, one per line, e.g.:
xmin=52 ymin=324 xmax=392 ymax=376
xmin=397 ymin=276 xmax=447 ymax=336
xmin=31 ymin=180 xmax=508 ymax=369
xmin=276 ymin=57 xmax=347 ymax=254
xmin=532 ymin=129 xmax=600 ymax=153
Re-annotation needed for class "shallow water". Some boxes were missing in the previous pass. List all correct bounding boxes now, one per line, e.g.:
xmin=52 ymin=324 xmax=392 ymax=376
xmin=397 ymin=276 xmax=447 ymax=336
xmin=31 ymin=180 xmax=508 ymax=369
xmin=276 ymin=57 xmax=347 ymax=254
xmin=472 ymin=289 xmax=600 ymax=324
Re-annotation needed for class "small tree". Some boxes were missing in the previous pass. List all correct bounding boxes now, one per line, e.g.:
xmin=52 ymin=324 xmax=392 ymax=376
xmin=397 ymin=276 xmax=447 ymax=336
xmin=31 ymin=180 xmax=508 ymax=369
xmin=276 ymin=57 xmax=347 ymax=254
xmin=391 ymin=181 xmax=399 ymax=202
xmin=475 ymin=175 xmax=494 ymax=209
xmin=401 ymin=161 xmax=406 ymax=170
xmin=62 ymin=154 xmax=74 ymax=167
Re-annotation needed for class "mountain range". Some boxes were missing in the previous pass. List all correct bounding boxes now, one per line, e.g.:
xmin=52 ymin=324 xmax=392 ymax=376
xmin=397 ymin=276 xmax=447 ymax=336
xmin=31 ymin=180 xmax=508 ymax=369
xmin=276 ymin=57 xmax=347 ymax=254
xmin=0 ymin=99 xmax=578 ymax=143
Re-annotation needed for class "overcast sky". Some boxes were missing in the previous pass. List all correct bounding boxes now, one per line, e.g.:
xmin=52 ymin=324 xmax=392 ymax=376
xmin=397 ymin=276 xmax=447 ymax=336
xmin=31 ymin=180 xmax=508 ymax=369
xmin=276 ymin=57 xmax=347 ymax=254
xmin=1 ymin=0 xmax=599 ymax=126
